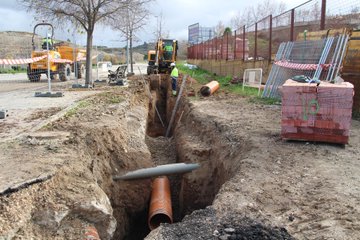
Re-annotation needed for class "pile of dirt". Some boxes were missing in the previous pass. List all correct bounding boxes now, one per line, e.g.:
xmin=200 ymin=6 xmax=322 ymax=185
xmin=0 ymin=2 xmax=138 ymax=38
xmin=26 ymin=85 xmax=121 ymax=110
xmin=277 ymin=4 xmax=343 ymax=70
xmin=146 ymin=206 xmax=293 ymax=240
xmin=1 ymin=73 xmax=360 ymax=240
xmin=148 ymin=96 xmax=360 ymax=240
xmin=0 ymin=79 xmax=154 ymax=239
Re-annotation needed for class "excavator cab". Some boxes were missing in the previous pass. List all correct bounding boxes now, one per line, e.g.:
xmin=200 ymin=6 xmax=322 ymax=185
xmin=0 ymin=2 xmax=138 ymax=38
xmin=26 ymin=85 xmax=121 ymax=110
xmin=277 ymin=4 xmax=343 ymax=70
xmin=157 ymin=39 xmax=178 ymax=72
xmin=147 ymin=38 xmax=178 ymax=75
xmin=147 ymin=50 xmax=156 ymax=75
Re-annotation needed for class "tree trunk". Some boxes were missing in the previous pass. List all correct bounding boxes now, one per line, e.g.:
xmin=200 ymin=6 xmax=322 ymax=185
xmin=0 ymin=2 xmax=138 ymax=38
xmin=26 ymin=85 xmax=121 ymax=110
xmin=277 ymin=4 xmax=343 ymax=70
xmin=129 ymin=29 xmax=133 ymax=73
xmin=85 ymin=30 xmax=93 ymax=86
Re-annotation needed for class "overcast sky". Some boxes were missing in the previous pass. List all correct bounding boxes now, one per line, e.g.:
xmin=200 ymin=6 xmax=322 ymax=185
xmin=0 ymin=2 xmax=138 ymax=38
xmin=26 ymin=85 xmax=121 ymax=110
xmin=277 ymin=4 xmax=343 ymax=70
xmin=0 ymin=0 xmax=305 ymax=47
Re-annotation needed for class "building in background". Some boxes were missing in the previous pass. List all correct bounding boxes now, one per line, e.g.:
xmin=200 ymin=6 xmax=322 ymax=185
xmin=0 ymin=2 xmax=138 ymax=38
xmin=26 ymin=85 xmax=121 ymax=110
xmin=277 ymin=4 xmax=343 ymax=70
xmin=188 ymin=23 xmax=215 ymax=45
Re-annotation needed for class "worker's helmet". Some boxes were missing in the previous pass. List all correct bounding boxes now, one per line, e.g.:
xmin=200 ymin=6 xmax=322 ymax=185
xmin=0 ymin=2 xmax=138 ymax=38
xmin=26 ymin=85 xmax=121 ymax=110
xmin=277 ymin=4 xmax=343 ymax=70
xmin=170 ymin=62 xmax=176 ymax=67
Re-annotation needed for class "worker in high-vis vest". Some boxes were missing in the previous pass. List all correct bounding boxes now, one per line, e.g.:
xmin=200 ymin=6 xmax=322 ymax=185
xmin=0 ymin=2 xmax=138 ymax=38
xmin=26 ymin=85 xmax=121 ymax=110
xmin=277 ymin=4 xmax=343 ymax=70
xmin=170 ymin=62 xmax=178 ymax=96
xmin=42 ymin=34 xmax=53 ymax=50
xmin=164 ymin=44 xmax=173 ymax=60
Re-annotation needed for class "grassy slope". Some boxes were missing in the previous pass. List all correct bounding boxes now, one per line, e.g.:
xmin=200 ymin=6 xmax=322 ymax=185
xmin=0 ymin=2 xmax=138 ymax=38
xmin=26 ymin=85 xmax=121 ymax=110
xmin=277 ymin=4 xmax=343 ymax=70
xmin=178 ymin=61 xmax=279 ymax=105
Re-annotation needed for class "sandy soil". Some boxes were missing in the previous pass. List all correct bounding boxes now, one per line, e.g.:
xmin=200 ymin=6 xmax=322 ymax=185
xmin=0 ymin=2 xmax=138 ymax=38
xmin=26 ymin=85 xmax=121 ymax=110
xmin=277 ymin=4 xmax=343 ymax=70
xmin=148 ymin=95 xmax=360 ymax=240
xmin=0 ymin=73 xmax=359 ymax=240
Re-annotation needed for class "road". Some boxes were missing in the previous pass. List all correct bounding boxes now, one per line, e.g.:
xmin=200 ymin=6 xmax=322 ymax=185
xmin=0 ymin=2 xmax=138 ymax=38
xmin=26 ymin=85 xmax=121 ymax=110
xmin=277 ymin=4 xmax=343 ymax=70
xmin=0 ymin=63 xmax=148 ymax=92
xmin=0 ymin=63 xmax=148 ymax=141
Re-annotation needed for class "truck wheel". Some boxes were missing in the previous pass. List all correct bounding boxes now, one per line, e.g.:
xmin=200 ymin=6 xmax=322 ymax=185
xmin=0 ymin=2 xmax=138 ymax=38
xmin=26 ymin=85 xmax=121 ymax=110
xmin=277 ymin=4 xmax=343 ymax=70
xmin=77 ymin=64 xmax=85 ymax=79
xmin=47 ymin=71 xmax=56 ymax=80
xmin=59 ymin=64 xmax=71 ymax=81
xmin=27 ymin=64 xmax=40 ymax=82
xmin=147 ymin=66 xmax=154 ymax=75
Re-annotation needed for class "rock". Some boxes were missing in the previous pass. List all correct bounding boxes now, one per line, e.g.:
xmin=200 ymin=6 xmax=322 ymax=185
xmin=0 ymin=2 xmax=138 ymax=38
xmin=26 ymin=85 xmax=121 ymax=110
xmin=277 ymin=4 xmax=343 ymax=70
xmin=224 ymin=228 xmax=235 ymax=234
xmin=229 ymin=234 xmax=237 ymax=240
xmin=73 ymin=183 xmax=116 ymax=240
xmin=32 ymin=205 xmax=69 ymax=230
xmin=213 ymin=229 xmax=220 ymax=236
xmin=219 ymin=234 xmax=230 ymax=240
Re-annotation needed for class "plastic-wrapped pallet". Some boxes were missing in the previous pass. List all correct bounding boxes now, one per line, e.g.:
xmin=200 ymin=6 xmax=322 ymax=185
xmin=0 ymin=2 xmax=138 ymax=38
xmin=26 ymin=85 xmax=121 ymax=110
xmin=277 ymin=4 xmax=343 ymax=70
xmin=281 ymin=79 xmax=354 ymax=144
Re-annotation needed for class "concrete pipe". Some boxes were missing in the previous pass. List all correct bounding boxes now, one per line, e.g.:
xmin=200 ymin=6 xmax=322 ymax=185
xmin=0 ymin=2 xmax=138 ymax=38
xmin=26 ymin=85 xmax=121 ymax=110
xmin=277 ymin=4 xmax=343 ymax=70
xmin=148 ymin=176 xmax=173 ymax=230
xmin=200 ymin=81 xmax=219 ymax=96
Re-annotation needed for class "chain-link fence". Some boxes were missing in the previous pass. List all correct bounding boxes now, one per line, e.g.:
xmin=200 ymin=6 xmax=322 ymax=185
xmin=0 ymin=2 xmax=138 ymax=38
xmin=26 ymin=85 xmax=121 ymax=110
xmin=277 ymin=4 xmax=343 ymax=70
xmin=325 ymin=0 xmax=359 ymax=29
xmin=272 ymin=10 xmax=292 ymax=55
xmin=187 ymin=0 xmax=360 ymax=61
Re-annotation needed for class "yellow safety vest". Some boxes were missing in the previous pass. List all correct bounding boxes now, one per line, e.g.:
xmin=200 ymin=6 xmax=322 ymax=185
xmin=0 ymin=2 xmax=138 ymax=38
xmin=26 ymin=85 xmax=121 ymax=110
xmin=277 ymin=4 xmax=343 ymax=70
xmin=164 ymin=45 xmax=173 ymax=52
xmin=171 ymin=67 xmax=178 ymax=78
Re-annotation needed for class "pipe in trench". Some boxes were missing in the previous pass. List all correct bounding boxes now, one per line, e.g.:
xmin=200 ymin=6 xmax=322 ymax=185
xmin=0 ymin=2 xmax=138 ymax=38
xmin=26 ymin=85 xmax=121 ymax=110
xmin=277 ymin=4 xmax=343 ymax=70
xmin=84 ymin=225 xmax=100 ymax=240
xmin=200 ymin=81 xmax=220 ymax=96
xmin=148 ymin=176 xmax=173 ymax=230
xmin=112 ymin=163 xmax=200 ymax=181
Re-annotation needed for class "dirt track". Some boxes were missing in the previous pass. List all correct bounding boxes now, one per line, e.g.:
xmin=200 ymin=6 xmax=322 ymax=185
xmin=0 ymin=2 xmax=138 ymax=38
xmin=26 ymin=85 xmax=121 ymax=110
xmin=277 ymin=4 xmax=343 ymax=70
xmin=0 ymin=74 xmax=359 ymax=240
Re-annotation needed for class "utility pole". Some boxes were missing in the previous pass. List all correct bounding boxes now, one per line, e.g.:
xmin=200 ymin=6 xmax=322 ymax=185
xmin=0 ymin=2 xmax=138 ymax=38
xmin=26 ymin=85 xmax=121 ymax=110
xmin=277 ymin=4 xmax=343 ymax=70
xmin=46 ymin=30 xmax=51 ymax=92
xmin=126 ymin=6 xmax=130 ymax=74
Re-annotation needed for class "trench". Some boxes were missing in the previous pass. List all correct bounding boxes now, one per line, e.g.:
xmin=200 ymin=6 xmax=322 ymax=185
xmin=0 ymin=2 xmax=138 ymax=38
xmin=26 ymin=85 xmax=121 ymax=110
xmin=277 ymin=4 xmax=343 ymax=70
xmin=105 ymin=74 xmax=239 ymax=240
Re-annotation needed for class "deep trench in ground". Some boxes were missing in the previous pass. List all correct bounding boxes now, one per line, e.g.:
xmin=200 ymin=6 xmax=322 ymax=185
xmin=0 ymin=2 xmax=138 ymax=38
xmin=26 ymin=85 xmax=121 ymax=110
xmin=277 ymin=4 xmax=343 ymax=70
xmin=107 ymin=75 xmax=227 ymax=240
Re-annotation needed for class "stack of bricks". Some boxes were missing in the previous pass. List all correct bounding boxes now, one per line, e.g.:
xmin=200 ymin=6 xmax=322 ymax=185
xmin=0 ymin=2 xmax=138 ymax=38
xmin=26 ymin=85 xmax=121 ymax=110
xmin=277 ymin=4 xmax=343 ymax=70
xmin=281 ymin=79 xmax=354 ymax=144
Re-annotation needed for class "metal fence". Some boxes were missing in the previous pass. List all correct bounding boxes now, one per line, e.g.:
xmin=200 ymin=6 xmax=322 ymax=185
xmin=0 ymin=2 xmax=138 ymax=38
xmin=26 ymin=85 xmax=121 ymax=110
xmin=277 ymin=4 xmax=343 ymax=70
xmin=187 ymin=0 xmax=360 ymax=61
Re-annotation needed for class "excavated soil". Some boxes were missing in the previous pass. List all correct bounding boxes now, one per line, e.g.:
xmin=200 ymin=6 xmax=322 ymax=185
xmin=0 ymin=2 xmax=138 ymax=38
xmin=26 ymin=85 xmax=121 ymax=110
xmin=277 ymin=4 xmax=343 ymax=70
xmin=0 ymin=74 xmax=359 ymax=240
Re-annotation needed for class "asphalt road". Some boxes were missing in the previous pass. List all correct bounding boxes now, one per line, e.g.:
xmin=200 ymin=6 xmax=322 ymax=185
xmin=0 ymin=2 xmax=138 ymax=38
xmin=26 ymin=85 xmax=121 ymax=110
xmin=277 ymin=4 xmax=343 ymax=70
xmin=0 ymin=63 xmax=148 ymax=93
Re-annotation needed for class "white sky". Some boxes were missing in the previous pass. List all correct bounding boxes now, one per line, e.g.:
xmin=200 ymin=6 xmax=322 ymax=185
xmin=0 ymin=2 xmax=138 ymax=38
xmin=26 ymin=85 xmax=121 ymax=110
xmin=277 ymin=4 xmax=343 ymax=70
xmin=0 ymin=0 xmax=306 ymax=47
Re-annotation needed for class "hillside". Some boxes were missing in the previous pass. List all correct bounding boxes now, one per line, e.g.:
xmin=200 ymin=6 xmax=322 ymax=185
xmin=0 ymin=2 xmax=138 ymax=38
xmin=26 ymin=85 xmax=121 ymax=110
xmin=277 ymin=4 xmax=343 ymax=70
xmin=0 ymin=31 xmax=42 ymax=59
xmin=0 ymin=31 xmax=186 ymax=63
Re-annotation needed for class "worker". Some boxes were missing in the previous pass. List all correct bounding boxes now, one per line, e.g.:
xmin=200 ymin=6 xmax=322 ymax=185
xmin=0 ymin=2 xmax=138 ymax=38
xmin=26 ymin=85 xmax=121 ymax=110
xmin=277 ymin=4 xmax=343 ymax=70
xmin=42 ymin=34 xmax=53 ymax=50
xmin=170 ymin=62 xmax=178 ymax=96
xmin=164 ymin=43 xmax=173 ymax=60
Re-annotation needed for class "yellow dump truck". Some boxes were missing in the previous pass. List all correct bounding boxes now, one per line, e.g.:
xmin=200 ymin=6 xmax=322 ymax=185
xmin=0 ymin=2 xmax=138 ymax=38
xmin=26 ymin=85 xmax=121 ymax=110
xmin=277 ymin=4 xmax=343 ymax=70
xmin=27 ymin=23 xmax=86 ymax=82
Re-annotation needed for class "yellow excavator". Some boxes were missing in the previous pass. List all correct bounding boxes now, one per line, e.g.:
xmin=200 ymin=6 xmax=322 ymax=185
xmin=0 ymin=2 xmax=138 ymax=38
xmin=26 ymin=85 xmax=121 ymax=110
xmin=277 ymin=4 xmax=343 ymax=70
xmin=147 ymin=38 xmax=178 ymax=75
xmin=27 ymin=23 xmax=86 ymax=82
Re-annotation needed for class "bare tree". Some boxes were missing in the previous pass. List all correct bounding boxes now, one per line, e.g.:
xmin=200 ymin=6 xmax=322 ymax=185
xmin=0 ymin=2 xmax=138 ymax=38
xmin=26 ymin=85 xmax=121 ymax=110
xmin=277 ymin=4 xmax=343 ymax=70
xmin=154 ymin=11 xmax=165 ymax=40
xmin=110 ymin=0 xmax=150 ymax=73
xmin=19 ymin=0 xmax=140 ymax=86
xmin=214 ymin=21 xmax=225 ymax=37
xmin=230 ymin=0 xmax=287 ymax=29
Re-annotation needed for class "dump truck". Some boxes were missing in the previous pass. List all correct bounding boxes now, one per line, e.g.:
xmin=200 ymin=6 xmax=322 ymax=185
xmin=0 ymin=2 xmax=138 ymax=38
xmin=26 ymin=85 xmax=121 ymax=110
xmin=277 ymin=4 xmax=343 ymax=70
xmin=27 ymin=23 xmax=86 ymax=82
xmin=147 ymin=38 xmax=178 ymax=75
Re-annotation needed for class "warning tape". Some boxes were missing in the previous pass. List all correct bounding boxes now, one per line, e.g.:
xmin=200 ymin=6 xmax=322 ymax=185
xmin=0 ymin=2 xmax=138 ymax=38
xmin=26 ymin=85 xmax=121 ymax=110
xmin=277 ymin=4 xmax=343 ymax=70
xmin=51 ymin=58 xmax=73 ymax=63
xmin=0 ymin=54 xmax=98 ymax=65
xmin=275 ymin=61 xmax=331 ymax=71
xmin=0 ymin=55 xmax=47 ymax=65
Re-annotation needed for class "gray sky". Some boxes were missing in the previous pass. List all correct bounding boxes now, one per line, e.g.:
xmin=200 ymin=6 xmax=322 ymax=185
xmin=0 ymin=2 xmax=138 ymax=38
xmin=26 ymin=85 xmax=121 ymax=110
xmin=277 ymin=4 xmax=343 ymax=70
xmin=0 ymin=0 xmax=305 ymax=47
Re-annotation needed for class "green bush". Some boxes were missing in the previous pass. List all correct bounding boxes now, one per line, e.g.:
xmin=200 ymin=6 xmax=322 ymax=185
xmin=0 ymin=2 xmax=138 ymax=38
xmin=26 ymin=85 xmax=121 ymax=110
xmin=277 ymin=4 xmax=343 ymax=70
xmin=0 ymin=67 xmax=27 ymax=74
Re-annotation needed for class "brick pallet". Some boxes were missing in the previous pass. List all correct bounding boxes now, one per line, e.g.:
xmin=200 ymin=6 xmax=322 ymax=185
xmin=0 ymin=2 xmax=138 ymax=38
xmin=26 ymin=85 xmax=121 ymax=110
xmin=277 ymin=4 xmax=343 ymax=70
xmin=281 ymin=80 xmax=354 ymax=144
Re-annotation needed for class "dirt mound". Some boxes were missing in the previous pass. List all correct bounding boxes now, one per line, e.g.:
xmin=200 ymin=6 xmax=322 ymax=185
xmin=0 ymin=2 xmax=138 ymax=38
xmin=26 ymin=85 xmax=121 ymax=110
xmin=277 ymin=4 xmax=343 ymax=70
xmin=146 ymin=206 xmax=293 ymax=240
xmin=0 ymin=80 xmax=154 ymax=239
xmin=1 ymin=74 xmax=360 ymax=240
xmin=216 ymin=215 xmax=294 ymax=240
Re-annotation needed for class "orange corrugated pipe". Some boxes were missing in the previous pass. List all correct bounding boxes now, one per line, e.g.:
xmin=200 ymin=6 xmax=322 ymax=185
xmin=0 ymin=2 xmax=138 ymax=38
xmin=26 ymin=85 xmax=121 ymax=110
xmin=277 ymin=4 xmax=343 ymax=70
xmin=148 ymin=176 xmax=173 ymax=230
xmin=200 ymin=81 xmax=220 ymax=96
xmin=83 ymin=225 xmax=100 ymax=240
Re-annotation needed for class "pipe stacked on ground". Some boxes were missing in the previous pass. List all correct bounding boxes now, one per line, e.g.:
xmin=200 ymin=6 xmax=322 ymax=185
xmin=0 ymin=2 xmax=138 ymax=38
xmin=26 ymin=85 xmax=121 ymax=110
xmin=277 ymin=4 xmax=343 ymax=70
xmin=200 ymin=81 xmax=220 ymax=96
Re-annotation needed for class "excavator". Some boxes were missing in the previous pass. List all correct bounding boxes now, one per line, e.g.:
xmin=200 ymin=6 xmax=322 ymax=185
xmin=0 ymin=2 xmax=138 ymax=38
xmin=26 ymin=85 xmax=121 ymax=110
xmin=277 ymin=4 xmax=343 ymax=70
xmin=147 ymin=38 xmax=178 ymax=75
xmin=27 ymin=23 xmax=86 ymax=82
